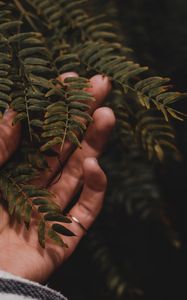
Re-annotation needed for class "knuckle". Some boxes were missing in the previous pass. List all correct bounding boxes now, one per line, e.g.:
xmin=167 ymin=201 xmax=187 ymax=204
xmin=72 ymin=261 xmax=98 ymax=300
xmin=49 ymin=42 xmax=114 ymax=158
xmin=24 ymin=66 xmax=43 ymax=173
xmin=78 ymin=202 xmax=96 ymax=221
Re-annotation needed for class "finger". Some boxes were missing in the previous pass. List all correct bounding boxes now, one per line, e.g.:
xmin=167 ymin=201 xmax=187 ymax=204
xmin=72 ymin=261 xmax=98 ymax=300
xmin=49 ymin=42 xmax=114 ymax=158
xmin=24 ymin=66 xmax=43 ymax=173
xmin=53 ymin=73 xmax=111 ymax=159
xmin=63 ymin=157 xmax=107 ymax=258
xmin=39 ymin=74 xmax=111 ymax=186
xmin=0 ymin=110 xmax=21 ymax=167
xmin=50 ymin=107 xmax=115 ymax=208
xmin=58 ymin=73 xmax=111 ymax=114
xmin=87 ymin=74 xmax=112 ymax=113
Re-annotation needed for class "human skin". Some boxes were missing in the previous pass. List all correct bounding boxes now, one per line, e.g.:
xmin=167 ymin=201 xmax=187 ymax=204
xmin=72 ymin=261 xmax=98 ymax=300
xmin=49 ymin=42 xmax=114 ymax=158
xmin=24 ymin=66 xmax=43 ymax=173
xmin=0 ymin=72 xmax=116 ymax=283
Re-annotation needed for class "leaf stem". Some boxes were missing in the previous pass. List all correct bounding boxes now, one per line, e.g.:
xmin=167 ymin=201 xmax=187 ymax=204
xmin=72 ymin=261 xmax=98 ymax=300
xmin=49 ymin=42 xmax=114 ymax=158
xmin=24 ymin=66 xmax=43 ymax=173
xmin=13 ymin=0 xmax=38 ymax=31
xmin=60 ymin=105 xmax=69 ymax=151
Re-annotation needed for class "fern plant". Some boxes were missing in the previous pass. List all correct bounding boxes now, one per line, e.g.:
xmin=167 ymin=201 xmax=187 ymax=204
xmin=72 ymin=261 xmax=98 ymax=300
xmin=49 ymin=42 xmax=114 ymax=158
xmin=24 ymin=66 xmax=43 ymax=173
xmin=0 ymin=2 xmax=186 ymax=295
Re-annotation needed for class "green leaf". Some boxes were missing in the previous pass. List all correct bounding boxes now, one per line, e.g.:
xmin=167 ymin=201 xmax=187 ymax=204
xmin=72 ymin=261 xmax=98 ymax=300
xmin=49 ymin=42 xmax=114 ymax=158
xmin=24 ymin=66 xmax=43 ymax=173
xmin=9 ymin=32 xmax=41 ymax=43
xmin=24 ymin=204 xmax=32 ymax=229
xmin=0 ymin=91 xmax=10 ymax=102
xmin=42 ymin=129 xmax=65 ymax=138
xmin=30 ymin=119 xmax=43 ymax=128
xmin=87 ymin=23 xmax=114 ymax=33
xmin=15 ymin=197 xmax=25 ymax=223
xmin=29 ymin=74 xmax=51 ymax=89
xmin=25 ymin=65 xmax=53 ymax=75
xmin=55 ymin=54 xmax=78 ymax=64
xmin=64 ymin=77 xmax=88 ymax=84
xmin=48 ymin=228 xmax=68 ymax=248
xmin=44 ymin=213 xmax=72 ymax=223
xmin=28 ymin=105 xmax=45 ymax=112
xmin=69 ymin=102 xmax=90 ymax=110
xmin=52 ymin=223 xmax=76 ymax=236
xmin=45 ymin=88 xmax=64 ymax=98
xmin=22 ymin=37 xmax=43 ymax=46
xmin=0 ymin=83 xmax=11 ymax=92
xmin=91 ymin=31 xmax=117 ymax=40
xmin=0 ymin=63 xmax=11 ymax=71
xmin=38 ymin=220 xmax=45 ymax=248
xmin=67 ymin=131 xmax=81 ymax=147
xmin=167 ymin=108 xmax=184 ymax=121
xmin=0 ymin=70 xmax=8 ymax=76
xmin=70 ymin=118 xmax=87 ymax=131
xmin=0 ymin=52 xmax=11 ymax=63
xmin=7 ymin=190 xmax=17 ymax=215
xmin=43 ymin=114 xmax=67 ymax=125
xmin=12 ymin=112 xmax=27 ymax=124
xmin=28 ymin=99 xmax=49 ymax=107
xmin=40 ymin=137 xmax=63 ymax=152
xmin=43 ymin=121 xmax=66 ymax=131
xmin=22 ymin=185 xmax=53 ymax=197
xmin=0 ymin=78 xmax=13 ymax=85
xmin=32 ymin=198 xmax=50 ymax=205
xmin=14 ymin=174 xmax=37 ymax=183
xmin=38 ymin=205 xmax=61 ymax=213
xmin=70 ymin=109 xmax=92 ymax=122
xmin=18 ymin=47 xmax=48 ymax=58
xmin=0 ymin=100 xmax=8 ymax=109
xmin=0 ymin=21 xmax=23 ymax=31
xmin=24 ymin=57 xmax=50 ymax=66
xmin=58 ymin=62 xmax=80 ymax=73
xmin=135 ymin=77 xmax=170 ymax=91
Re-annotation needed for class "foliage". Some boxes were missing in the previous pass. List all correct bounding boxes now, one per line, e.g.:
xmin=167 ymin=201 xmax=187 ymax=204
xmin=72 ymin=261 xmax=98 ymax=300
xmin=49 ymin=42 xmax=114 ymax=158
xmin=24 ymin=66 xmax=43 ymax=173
xmin=0 ymin=0 xmax=186 ymax=298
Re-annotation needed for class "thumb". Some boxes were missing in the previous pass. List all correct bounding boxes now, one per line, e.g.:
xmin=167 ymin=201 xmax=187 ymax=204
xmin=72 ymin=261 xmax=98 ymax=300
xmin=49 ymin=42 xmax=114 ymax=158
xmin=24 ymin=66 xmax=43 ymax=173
xmin=0 ymin=109 xmax=21 ymax=167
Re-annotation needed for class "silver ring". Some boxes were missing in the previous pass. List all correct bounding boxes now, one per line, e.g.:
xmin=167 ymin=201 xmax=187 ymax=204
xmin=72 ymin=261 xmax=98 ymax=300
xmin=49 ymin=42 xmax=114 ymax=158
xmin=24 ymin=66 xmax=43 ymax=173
xmin=67 ymin=214 xmax=87 ymax=234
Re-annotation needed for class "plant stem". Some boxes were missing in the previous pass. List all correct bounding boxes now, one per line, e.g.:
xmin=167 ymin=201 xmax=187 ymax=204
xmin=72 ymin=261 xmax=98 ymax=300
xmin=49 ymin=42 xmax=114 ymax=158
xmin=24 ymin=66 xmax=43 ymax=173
xmin=13 ymin=0 xmax=38 ymax=31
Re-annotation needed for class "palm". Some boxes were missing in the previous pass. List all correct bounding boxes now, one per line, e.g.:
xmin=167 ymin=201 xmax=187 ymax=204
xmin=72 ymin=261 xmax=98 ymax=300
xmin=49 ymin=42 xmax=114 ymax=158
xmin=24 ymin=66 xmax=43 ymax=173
xmin=0 ymin=73 xmax=115 ymax=283
xmin=0 ymin=205 xmax=66 ymax=282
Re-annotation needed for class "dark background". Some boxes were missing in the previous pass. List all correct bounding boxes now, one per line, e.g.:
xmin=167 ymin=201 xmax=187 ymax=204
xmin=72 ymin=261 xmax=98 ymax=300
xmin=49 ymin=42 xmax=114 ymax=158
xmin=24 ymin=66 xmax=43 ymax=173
xmin=48 ymin=1 xmax=187 ymax=299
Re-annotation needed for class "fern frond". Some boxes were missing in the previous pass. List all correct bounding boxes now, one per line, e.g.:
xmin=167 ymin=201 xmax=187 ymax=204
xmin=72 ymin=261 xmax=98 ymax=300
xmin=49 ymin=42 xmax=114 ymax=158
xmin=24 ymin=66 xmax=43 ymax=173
xmin=20 ymin=0 xmax=80 ymax=74
xmin=41 ymin=76 xmax=94 ymax=151
xmin=0 ymin=34 xmax=13 ymax=111
xmin=108 ymin=89 xmax=179 ymax=161
xmin=135 ymin=77 xmax=187 ymax=121
xmin=87 ymin=231 xmax=130 ymax=299
xmin=25 ymin=0 xmax=62 ymax=30
xmin=55 ymin=0 xmax=187 ymax=121
xmin=135 ymin=110 xmax=180 ymax=161
xmin=0 ymin=3 xmax=16 ymax=112
xmin=9 ymin=31 xmax=56 ymax=141
xmin=78 ymin=41 xmax=186 ymax=120
xmin=0 ymin=160 xmax=73 ymax=248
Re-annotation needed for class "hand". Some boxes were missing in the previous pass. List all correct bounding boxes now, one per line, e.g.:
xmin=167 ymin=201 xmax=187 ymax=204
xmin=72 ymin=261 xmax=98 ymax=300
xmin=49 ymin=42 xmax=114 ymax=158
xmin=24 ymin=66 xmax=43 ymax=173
xmin=0 ymin=73 xmax=115 ymax=283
